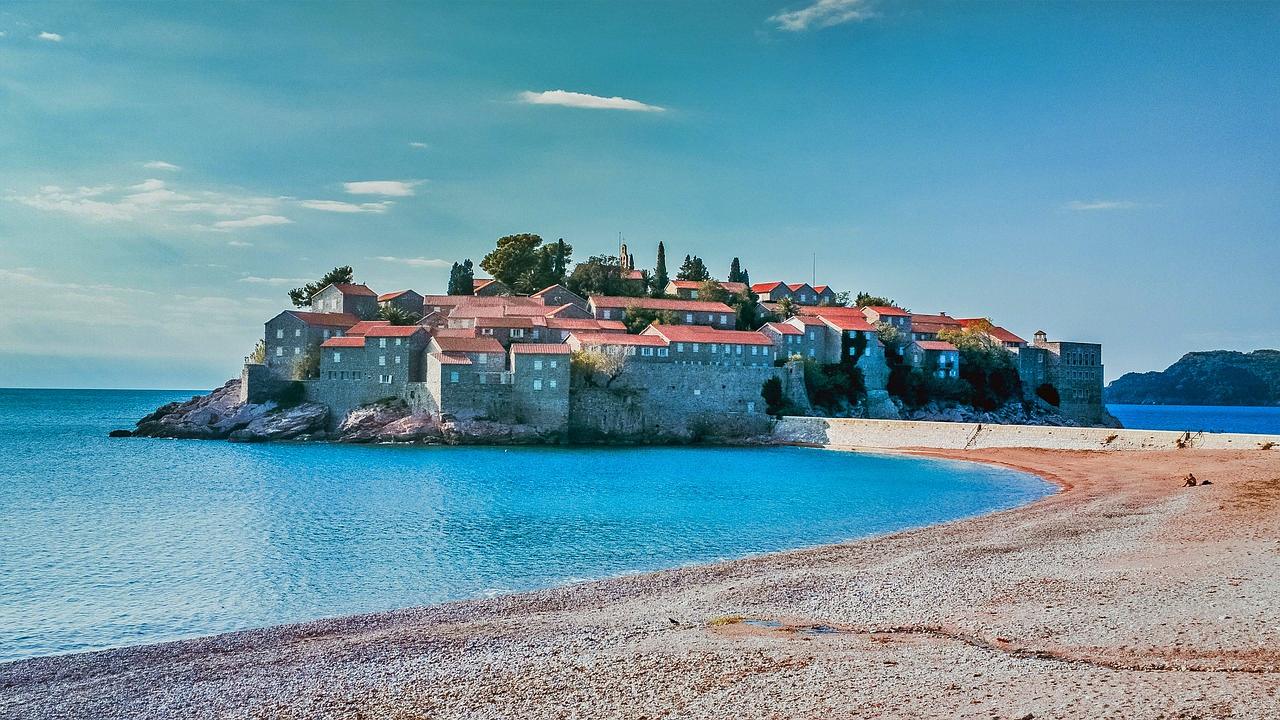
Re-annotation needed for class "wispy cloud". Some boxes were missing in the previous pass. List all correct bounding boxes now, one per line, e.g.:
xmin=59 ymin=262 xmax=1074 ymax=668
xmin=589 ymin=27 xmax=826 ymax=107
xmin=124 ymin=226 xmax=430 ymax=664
xmin=213 ymin=215 xmax=292 ymax=229
xmin=37 ymin=31 xmax=63 ymax=42
xmin=238 ymin=275 xmax=311 ymax=285
xmin=343 ymin=180 xmax=422 ymax=197
xmin=374 ymin=255 xmax=451 ymax=269
xmin=1063 ymin=199 xmax=1141 ymax=211
xmin=769 ymin=0 xmax=876 ymax=32
xmin=298 ymin=199 xmax=394 ymax=214
xmin=408 ymin=141 xmax=429 ymax=149
xmin=9 ymin=179 xmax=277 ymax=225
xmin=143 ymin=160 xmax=181 ymax=171
xmin=227 ymin=240 xmax=253 ymax=247
xmin=517 ymin=90 xmax=665 ymax=113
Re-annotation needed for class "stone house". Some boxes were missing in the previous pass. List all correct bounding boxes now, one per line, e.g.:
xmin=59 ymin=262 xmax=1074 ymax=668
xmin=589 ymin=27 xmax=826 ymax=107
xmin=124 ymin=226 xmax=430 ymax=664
xmin=531 ymin=284 xmax=587 ymax=309
xmin=786 ymin=316 xmax=835 ymax=362
xmin=427 ymin=335 xmax=508 ymax=383
xmin=816 ymin=312 xmax=882 ymax=366
xmin=364 ymin=325 xmax=430 ymax=386
xmin=474 ymin=316 xmax=535 ymax=347
xmin=812 ymin=285 xmax=836 ymax=305
xmin=907 ymin=340 xmax=961 ymax=379
xmin=640 ymin=325 xmax=776 ymax=366
xmin=908 ymin=312 xmax=962 ymax=341
xmin=567 ymin=332 xmax=672 ymax=362
xmin=760 ymin=321 xmax=805 ymax=361
xmin=958 ymin=318 xmax=1026 ymax=348
xmin=751 ymin=281 xmax=794 ymax=303
xmin=587 ymin=296 xmax=736 ymax=329
xmin=509 ymin=344 xmax=572 ymax=431
xmin=377 ymin=289 xmax=425 ymax=316
xmin=309 ymin=283 xmax=378 ymax=318
xmin=540 ymin=317 xmax=628 ymax=342
xmin=861 ymin=305 xmax=912 ymax=335
xmin=264 ymin=310 xmax=360 ymax=378
xmin=473 ymin=278 xmax=511 ymax=296
xmin=663 ymin=280 xmax=748 ymax=299
xmin=786 ymin=283 xmax=820 ymax=305
xmin=1023 ymin=331 xmax=1106 ymax=424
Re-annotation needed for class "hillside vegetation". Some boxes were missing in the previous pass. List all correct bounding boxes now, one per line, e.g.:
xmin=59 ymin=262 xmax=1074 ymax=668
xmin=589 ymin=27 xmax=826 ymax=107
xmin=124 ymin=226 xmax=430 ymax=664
xmin=1105 ymin=350 xmax=1280 ymax=406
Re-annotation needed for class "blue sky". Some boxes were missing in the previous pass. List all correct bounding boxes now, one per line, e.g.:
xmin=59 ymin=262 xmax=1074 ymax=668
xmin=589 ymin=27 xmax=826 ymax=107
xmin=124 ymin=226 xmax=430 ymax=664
xmin=1 ymin=0 xmax=1277 ymax=389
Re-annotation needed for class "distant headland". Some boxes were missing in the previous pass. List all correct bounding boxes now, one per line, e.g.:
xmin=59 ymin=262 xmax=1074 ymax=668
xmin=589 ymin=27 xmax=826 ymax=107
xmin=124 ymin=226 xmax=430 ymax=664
xmin=1106 ymin=350 xmax=1280 ymax=406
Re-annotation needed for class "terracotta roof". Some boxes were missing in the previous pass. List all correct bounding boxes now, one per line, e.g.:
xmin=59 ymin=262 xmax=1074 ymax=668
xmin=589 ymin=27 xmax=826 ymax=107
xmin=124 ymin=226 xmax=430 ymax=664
xmin=320 ymin=336 xmax=366 ymax=348
xmin=431 ymin=336 xmax=505 ymax=354
xmin=914 ymin=340 xmax=958 ymax=352
xmin=284 ymin=311 xmax=361 ymax=327
xmin=473 ymin=278 xmax=496 ymax=290
xmin=365 ymin=325 xmax=426 ymax=337
xmin=431 ymin=351 xmax=473 ymax=365
xmin=751 ymin=281 xmax=785 ymax=292
xmin=787 ymin=315 xmax=827 ymax=326
xmin=763 ymin=322 xmax=803 ymax=336
xmin=377 ymin=289 xmax=417 ymax=302
xmin=622 ymin=269 xmax=646 ymax=281
xmin=818 ymin=314 xmax=875 ymax=332
xmin=863 ymin=305 xmax=910 ymax=317
xmin=957 ymin=318 xmax=1026 ymax=344
xmin=421 ymin=295 xmax=541 ymax=308
xmin=544 ymin=303 xmax=589 ymax=318
xmin=510 ymin=343 xmax=571 ymax=354
xmin=786 ymin=283 xmax=814 ymax=292
xmin=531 ymin=284 xmax=581 ymax=298
xmin=909 ymin=313 xmax=963 ymax=328
xmin=813 ymin=285 xmax=831 ymax=294
xmin=330 ymin=283 xmax=377 ymax=297
xmin=475 ymin=316 xmax=535 ymax=328
xmin=544 ymin=317 xmax=627 ymax=331
xmin=345 ymin=320 xmax=390 ymax=336
xmin=589 ymin=296 xmax=733 ymax=313
xmin=721 ymin=281 xmax=748 ymax=294
xmin=667 ymin=280 xmax=749 ymax=295
xmin=431 ymin=327 xmax=476 ymax=338
xmin=643 ymin=325 xmax=773 ymax=345
xmin=570 ymin=332 xmax=668 ymax=347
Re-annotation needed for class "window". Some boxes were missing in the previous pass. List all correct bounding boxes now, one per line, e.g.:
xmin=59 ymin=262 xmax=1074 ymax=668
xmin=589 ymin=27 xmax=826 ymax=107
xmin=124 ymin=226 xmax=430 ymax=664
xmin=750 ymin=346 xmax=758 ymax=355
xmin=275 ymin=329 xmax=283 ymax=339
xmin=848 ymin=347 xmax=856 ymax=356
xmin=690 ymin=290 xmax=699 ymax=299
xmin=808 ymin=348 xmax=815 ymax=357
xmin=723 ymin=344 xmax=730 ymax=354
xmin=641 ymin=347 xmax=653 ymax=356
xmin=736 ymin=345 xmax=743 ymax=355
xmin=293 ymin=347 xmax=300 ymax=355
xmin=379 ymin=355 xmax=386 ymax=366
xmin=602 ymin=309 xmax=612 ymax=319
xmin=685 ymin=313 xmax=693 ymax=323
xmin=532 ymin=330 xmax=540 ymax=340
xmin=676 ymin=343 xmax=684 ymax=352
xmin=394 ymin=355 xmax=401 ymax=364
xmin=719 ymin=314 xmax=728 ymax=324
xmin=692 ymin=343 xmax=700 ymax=353
xmin=747 ymin=401 xmax=755 ymax=413
xmin=481 ymin=328 xmax=494 ymax=335
xmin=449 ymin=371 xmax=459 ymax=383
xmin=379 ymin=338 xmax=387 ymax=348
xmin=550 ymin=360 xmax=557 ymax=368
xmin=379 ymin=374 xmax=393 ymax=384
xmin=323 ymin=329 xmax=331 ymax=339
xmin=693 ymin=389 xmax=702 ymax=396
xmin=395 ymin=338 xmax=402 ymax=346
xmin=626 ymin=346 xmax=637 ymax=355
xmin=534 ymin=359 xmax=543 ymax=370
xmin=533 ymin=379 xmax=543 ymax=391
xmin=333 ymin=352 xmax=342 ymax=363
xmin=295 ymin=329 xmax=302 ymax=338
xmin=549 ymin=379 xmax=558 ymax=389
xmin=657 ymin=347 xmax=669 ymax=357
xmin=477 ymin=353 xmax=487 ymax=364
xmin=511 ymin=328 xmax=525 ymax=338
xmin=711 ymin=344 xmax=718 ymax=354
xmin=276 ymin=347 xmax=284 ymax=357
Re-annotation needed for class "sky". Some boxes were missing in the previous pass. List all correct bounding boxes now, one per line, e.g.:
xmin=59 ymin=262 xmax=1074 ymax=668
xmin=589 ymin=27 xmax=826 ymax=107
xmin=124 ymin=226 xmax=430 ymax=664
xmin=1 ymin=0 xmax=1277 ymax=389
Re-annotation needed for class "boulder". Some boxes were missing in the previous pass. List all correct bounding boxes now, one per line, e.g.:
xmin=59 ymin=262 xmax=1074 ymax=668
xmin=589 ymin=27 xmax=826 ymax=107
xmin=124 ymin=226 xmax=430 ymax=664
xmin=336 ymin=400 xmax=411 ymax=443
xmin=375 ymin=413 xmax=443 ymax=443
xmin=228 ymin=403 xmax=329 ymax=442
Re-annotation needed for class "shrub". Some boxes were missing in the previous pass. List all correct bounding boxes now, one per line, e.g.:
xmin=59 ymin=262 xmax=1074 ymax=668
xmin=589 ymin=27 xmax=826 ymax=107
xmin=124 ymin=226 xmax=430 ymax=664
xmin=275 ymin=381 xmax=306 ymax=408
xmin=761 ymin=376 xmax=784 ymax=416
xmin=1036 ymin=383 xmax=1060 ymax=407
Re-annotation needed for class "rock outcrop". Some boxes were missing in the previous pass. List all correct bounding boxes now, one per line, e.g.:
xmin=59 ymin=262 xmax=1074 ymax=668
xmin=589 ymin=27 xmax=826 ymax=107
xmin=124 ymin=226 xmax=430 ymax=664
xmin=120 ymin=379 xmax=329 ymax=441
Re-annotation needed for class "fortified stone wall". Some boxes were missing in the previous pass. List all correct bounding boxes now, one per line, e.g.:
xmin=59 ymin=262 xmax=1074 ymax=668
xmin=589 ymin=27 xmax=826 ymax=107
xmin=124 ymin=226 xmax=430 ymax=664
xmin=305 ymin=378 xmax=397 ymax=427
xmin=569 ymin=363 xmax=780 ymax=442
xmin=773 ymin=416 xmax=1280 ymax=452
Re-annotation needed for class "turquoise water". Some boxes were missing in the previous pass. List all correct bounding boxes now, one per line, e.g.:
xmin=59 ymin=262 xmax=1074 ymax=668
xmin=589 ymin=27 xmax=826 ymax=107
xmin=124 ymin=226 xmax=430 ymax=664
xmin=0 ymin=389 xmax=1052 ymax=663
xmin=1108 ymin=404 xmax=1280 ymax=435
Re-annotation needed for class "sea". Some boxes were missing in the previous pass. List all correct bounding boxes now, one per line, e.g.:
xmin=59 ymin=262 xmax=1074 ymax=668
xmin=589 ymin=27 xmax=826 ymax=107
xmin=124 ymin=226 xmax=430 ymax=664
xmin=0 ymin=388 xmax=1054 ymax=663
xmin=1106 ymin=404 xmax=1280 ymax=435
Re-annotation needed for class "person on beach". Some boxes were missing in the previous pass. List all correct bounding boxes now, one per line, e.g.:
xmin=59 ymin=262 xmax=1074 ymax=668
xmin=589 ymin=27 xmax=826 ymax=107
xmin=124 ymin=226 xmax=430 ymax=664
xmin=1183 ymin=473 xmax=1198 ymax=487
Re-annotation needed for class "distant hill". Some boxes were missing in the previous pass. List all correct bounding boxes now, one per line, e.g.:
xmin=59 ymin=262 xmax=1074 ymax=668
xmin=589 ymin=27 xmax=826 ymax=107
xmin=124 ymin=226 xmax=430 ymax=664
xmin=1105 ymin=350 xmax=1280 ymax=406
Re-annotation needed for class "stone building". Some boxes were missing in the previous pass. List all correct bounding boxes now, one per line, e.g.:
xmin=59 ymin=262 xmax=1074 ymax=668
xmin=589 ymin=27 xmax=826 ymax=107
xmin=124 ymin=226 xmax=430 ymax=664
xmin=751 ymin=281 xmax=795 ymax=303
xmin=566 ymin=332 xmax=672 ymax=362
xmin=263 ymin=310 xmax=360 ymax=379
xmin=1018 ymin=330 xmax=1107 ymax=425
xmin=587 ymin=296 xmax=736 ymax=329
xmin=531 ymin=284 xmax=587 ymax=309
xmin=309 ymin=283 xmax=378 ymax=318
xmin=907 ymin=340 xmax=961 ymax=379
xmin=508 ymin=344 xmax=572 ymax=432
xmin=861 ymin=305 xmax=911 ymax=334
xmin=473 ymin=278 xmax=511 ymax=296
xmin=377 ymin=289 xmax=425 ymax=316
xmin=663 ymin=280 xmax=748 ymax=299
xmin=640 ymin=325 xmax=777 ymax=366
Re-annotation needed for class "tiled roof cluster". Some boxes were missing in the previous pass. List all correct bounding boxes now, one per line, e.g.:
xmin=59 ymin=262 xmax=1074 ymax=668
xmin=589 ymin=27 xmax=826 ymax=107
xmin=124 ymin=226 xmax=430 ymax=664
xmin=588 ymin=296 xmax=734 ymax=313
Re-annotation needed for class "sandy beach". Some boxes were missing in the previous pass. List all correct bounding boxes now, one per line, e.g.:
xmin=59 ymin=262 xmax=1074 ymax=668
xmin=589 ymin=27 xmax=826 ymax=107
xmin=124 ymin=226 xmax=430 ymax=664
xmin=3 ymin=447 xmax=1278 ymax=719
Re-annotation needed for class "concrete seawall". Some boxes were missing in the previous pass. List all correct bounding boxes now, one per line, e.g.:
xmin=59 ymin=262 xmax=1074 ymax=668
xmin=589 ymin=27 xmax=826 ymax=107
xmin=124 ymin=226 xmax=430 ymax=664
xmin=773 ymin=416 xmax=1280 ymax=451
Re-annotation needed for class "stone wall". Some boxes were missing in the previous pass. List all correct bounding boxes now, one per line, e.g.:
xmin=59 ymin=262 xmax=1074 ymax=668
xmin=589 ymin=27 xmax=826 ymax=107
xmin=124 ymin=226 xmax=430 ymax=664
xmin=304 ymin=377 xmax=397 ymax=428
xmin=569 ymin=363 xmax=780 ymax=442
xmin=773 ymin=416 xmax=1280 ymax=452
xmin=239 ymin=363 xmax=288 ymax=404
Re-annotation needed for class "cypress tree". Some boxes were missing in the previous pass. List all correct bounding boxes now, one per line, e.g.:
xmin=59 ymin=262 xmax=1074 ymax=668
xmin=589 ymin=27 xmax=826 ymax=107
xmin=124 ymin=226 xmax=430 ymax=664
xmin=652 ymin=241 xmax=669 ymax=297
xmin=728 ymin=257 xmax=742 ymax=283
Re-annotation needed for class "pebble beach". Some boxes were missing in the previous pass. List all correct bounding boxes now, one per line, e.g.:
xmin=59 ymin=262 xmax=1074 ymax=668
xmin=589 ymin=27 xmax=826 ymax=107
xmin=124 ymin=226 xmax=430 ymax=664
xmin=2 ymin=447 xmax=1278 ymax=719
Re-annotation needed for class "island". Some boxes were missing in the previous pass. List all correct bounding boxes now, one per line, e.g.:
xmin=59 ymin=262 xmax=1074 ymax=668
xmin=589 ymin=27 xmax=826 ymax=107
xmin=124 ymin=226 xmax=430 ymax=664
xmin=1106 ymin=350 xmax=1280 ymax=406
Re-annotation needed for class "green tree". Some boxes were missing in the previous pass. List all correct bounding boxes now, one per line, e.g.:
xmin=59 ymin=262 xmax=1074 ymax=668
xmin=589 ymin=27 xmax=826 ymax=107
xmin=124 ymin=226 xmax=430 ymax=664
xmin=732 ymin=288 xmax=762 ymax=331
xmin=761 ymin=376 xmax=784 ymax=416
xmin=480 ymin=233 xmax=544 ymax=292
xmin=552 ymin=238 xmax=571 ymax=283
xmin=696 ymin=279 xmax=730 ymax=304
xmin=937 ymin=325 xmax=1022 ymax=410
xmin=247 ymin=339 xmax=266 ymax=364
xmin=676 ymin=254 xmax=710 ymax=281
xmin=447 ymin=259 xmax=475 ymax=295
xmin=775 ymin=296 xmax=799 ymax=319
xmin=566 ymin=255 xmax=646 ymax=298
xmin=651 ymin=241 xmax=669 ymax=297
xmin=875 ymin=320 xmax=904 ymax=349
xmin=727 ymin=257 xmax=744 ymax=283
xmin=288 ymin=266 xmax=354 ymax=308
xmin=623 ymin=306 xmax=677 ymax=334
xmin=826 ymin=291 xmax=851 ymax=307
xmin=377 ymin=304 xmax=422 ymax=326
xmin=854 ymin=291 xmax=903 ymax=310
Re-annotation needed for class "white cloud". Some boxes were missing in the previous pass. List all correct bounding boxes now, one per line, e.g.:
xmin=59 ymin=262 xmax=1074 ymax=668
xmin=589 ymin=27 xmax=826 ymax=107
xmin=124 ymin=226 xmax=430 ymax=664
xmin=517 ymin=90 xmax=665 ymax=113
xmin=129 ymin=178 xmax=167 ymax=192
xmin=298 ymin=199 xmax=394 ymax=213
xmin=227 ymin=240 xmax=253 ymax=247
xmin=37 ymin=31 xmax=63 ymax=42
xmin=1064 ymin=199 xmax=1141 ymax=211
xmin=374 ymin=255 xmax=450 ymax=269
xmin=143 ymin=161 xmax=182 ymax=171
xmin=238 ymin=275 xmax=311 ymax=285
xmin=409 ymin=141 xmax=428 ymax=149
xmin=213 ymin=215 xmax=293 ymax=229
xmin=8 ymin=181 xmax=277 ymax=225
xmin=343 ymin=180 xmax=423 ymax=197
xmin=769 ymin=0 xmax=876 ymax=32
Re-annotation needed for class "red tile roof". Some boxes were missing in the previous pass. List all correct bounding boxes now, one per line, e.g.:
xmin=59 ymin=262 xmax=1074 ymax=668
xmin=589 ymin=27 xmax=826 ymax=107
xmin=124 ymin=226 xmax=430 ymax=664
xmin=475 ymin=316 xmax=535 ymax=328
xmin=365 ymin=325 xmax=426 ymax=337
xmin=544 ymin=317 xmax=627 ymax=331
xmin=643 ymin=325 xmax=773 ymax=345
xmin=345 ymin=320 xmax=390 ymax=336
xmin=431 ymin=351 xmax=473 ymax=365
xmin=473 ymin=278 xmax=496 ymax=290
xmin=589 ymin=296 xmax=733 ymax=313
xmin=432 ymin=327 xmax=475 ymax=338
xmin=668 ymin=280 xmax=749 ymax=294
xmin=787 ymin=315 xmax=827 ymax=326
xmin=531 ymin=284 xmax=581 ymax=298
xmin=909 ymin=313 xmax=963 ymax=328
xmin=786 ymin=283 xmax=814 ymax=292
xmin=570 ymin=332 xmax=668 ymax=347
xmin=284 ymin=311 xmax=361 ymax=327
xmin=431 ymin=336 xmax=505 ymax=354
xmin=320 ymin=336 xmax=366 ymax=348
xmin=957 ymin=318 xmax=1026 ymax=344
xmin=818 ymin=314 xmax=875 ymax=332
xmin=813 ymin=285 xmax=831 ymax=294
xmin=763 ymin=322 xmax=803 ymax=336
xmin=914 ymin=340 xmax=958 ymax=352
xmin=331 ymin=283 xmax=377 ymax=297
xmin=377 ymin=289 xmax=417 ymax=302
xmin=863 ymin=305 xmax=910 ymax=317
xmin=751 ymin=281 xmax=785 ymax=292
xmin=510 ymin=343 xmax=572 ymax=354
xmin=622 ymin=269 xmax=646 ymax=281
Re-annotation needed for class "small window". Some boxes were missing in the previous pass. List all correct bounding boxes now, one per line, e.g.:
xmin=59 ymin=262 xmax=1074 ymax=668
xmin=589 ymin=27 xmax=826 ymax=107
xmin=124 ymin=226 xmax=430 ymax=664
xmin=626 ymin=346 xmax=636 ymax=355
xmin=532 ymin=329 xmax=541 ymax=339
xmin=276 ymin=346 xmax=284 ymax=356
xmin=295 ymin=329 xmax=301 ymax=338
xmin=379 ymin=355 xmax=386 ymax=366
xmin=276 ymin=329 xmax=284 ymax=339
xmin=685 ymin=313 xmax=693 ymax=322
xmin=808 ymin=330 xmax=815 ymax=340
xmin=747 ymin=401 xmax=756 ymax=413
xmin=602 ymin=309 xmax=612 ymax=319
xmin=676 ymin=343 xmax=684 ymax=352
xmin=379 ymin=338 xmax=387 ymax=348
xmin=511 ymin=328 xmax=525 ymax=338
xmin=477 ymin=353 xmax=487 ymax=364
xmin=693 ymin=389 xmax=702 ymax=396
xmin=736 ymin=345 xmax=743 ymax=355
xmin=750 ymin=346 xmax=758 ymax=355
xmin=641 ymin=347 xmax=653 ymax=356
xmin=692 ymin=343 xmax=700 ymax=353
xmin=323 ymin=329 xmax=331 ymax=339
xmin=481 ymin=328 xmax=494 ymax=335
xmin=449 ymin=371 xmax=460 ymax=383
xmin=334 ymin=352 xmax=341 ymax=363
xmin=657 ymin=348 xmax=669 ymax=357
xmin=293 ymin=347 xmax=300 ymax=355
xmin=534 ymin=359 xmax=543 ymax=370
xmin=549 ymin=379 xmax=558 ymax=389
xmin=711 ymin=344 xmax=718 ymax=354
xmin=719 ymin=314 xmax=728 ymax=324
xmin=533 ymin=379 xmax=543 ymax=391
xmin=395 ymin=338 xmax=402 ymax=346
xmin=690 ymin=290 xmax=699 ymax=299
xmin=394 ymin=355 xmax=401 ymax=364
xmin=550 ymin=360 xmax=557 ymax=368
xmin=808 ymin=348 xmax=815 ymax=357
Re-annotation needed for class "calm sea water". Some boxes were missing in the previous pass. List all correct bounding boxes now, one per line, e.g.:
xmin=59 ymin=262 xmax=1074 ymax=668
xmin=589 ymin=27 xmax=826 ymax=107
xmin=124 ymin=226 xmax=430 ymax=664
xmin=0 ymin=388 xmax=1052 ymax=663
xmin=1107 ymin=404 xmax=1280 ymax=435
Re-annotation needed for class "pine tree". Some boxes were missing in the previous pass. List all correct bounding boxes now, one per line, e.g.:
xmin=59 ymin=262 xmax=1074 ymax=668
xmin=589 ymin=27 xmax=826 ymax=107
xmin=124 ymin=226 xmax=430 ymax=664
xmin=676 ymin=254 xmax=710 ymax=282
xmin=447 ymin=262 xmax=462 ymax=294
xmin=652 ymin=241 xmax=669 ymax=297
xmin=552 ymin=238 xmax=569 ymax=283
xmin=728 ymin=257 xmax=743 ymax=283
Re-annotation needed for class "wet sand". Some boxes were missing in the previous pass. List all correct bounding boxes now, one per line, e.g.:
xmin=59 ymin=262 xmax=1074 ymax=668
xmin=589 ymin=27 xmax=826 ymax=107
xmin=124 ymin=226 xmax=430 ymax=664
xmin=2 ymin=448 xmax=1278 ymax=719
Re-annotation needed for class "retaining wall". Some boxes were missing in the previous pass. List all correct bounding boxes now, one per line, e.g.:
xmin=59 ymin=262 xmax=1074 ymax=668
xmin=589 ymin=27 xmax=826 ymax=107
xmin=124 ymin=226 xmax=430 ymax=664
xmin=773 ymin=416 xmax=1280 ymax=452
